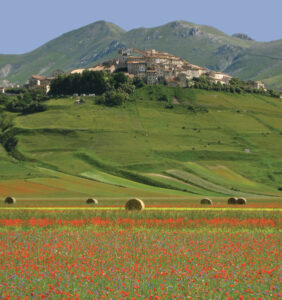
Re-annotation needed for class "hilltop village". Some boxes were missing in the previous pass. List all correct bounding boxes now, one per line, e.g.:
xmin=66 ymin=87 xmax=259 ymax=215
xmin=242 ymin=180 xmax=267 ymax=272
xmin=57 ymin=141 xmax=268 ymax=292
xmin=71 ymin=48 xmax=233 ymax=87
xmin=18 ymin=48 xmax=267 ymax=94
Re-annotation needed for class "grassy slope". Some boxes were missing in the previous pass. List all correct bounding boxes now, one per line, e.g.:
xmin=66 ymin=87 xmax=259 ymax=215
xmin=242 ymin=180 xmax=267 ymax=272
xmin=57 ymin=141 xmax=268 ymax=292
xmin=0 ymin=87 xmax=281 ymax=200
xmin=225 ymin=40 xmax=282 ymax=85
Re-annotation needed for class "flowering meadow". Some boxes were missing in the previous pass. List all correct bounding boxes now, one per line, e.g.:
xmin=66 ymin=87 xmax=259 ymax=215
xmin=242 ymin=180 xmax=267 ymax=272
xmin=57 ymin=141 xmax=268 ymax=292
xmin=0 ymin=208 xmax=281 ymax=299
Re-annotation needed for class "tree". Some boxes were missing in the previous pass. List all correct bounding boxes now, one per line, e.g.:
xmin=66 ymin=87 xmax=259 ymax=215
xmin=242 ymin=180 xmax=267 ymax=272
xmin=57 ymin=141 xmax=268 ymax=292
xmin=104 ymin=90 xmax=127 ymax=106
xmin=133 ymin=77 xmax=145 ymax=88
xmin=112 ymin=72 xmax=129 ymax=89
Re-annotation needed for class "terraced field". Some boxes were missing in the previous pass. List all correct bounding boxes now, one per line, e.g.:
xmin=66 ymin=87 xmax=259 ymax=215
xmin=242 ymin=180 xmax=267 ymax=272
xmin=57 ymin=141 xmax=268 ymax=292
xmin=0 ymin=86 xmax=281 ymax=203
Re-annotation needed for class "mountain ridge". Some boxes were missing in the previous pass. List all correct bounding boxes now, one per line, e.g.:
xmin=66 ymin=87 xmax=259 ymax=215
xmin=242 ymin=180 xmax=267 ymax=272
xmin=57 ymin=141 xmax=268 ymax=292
xmin=0 ymin=20 xmax=281 ymax=91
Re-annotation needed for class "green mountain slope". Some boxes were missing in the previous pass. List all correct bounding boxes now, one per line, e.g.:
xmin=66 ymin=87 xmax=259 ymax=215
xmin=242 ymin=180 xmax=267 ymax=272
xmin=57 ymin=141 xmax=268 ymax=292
xmin=1 ymin=87 xmax=281 ymax=199
xmin=0 ymin=21 xmax=126 ymax=84
xmin=225 ymin=40 xmax=282 ymax=88
xmin=0 ymin=20 xmax=281 ymax=91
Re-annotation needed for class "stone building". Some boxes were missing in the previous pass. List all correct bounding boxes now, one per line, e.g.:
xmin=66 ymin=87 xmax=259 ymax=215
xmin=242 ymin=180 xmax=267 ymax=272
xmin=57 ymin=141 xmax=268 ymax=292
xmin=0 ymin=87 xmax=5 ymax=94
xmin=146 ymin=70 xmax=158 ymax=85
xmin=127 ymin=60 xmax=146 ymax=76
xmin=28 ymin=75 xmax=54 ymax=93
xmin=248 ymin=80 xmax=266 ymax=90
xmin=208 ymin=72 xmax=232 ymax=85
xmin=117 ymin=49 xmax=133 ymax=69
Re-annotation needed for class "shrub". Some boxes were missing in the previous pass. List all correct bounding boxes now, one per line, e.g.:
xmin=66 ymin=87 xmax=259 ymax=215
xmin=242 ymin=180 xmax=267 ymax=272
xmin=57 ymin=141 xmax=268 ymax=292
xmin=158 ymin=95 xmax=169 ymax=102
xmin=22 ymin=102 xmax=47 ymax=114
xmin=0 ymin=94 xmax=9 ymax=105
xmin=105 ymin=90 xmax=128 ymax=106
xmin=133 ymin=77 xmax=145 ymax=88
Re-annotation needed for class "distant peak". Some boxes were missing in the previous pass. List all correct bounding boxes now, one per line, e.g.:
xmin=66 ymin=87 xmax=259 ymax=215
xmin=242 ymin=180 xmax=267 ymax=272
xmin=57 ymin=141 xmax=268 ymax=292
xmin=92 ymin=20 xmax=113 ymax=26
xmin=232 ymin=33 xmax=254 ymax=41
xmin=168 ymin=20 xmax=195 ymax=28
xmin=89 ymin=20 xmax=125 ymax=31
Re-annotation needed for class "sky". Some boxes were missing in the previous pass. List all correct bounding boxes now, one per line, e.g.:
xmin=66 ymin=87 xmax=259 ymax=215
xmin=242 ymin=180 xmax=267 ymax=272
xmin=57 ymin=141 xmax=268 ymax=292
xmin=1 ymin=0 xmax=281 ymax=54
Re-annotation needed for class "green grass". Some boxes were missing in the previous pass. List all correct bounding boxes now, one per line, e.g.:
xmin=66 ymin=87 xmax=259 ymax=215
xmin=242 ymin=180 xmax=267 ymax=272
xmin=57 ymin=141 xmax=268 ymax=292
xmin=0 ymin=86 xmax=281 ymax=200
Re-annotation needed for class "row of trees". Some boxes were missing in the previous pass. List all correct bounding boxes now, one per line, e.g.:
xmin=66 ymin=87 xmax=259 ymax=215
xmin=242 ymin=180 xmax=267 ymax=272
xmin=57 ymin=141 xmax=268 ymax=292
xmin=49 ymin=71 xmax=145 ymax=106
xmin=50 ymin=70 xmax=280 ymax=106
xmin=191 ymin=76 xmax=280 ymax=98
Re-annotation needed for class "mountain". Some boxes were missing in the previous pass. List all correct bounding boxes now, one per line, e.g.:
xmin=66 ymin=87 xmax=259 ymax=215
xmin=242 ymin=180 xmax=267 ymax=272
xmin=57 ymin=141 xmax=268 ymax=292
xmin=0 ymin=21 xmax=126 ymax=85
xmin=0 ymin=20 xmax=281 ymax=91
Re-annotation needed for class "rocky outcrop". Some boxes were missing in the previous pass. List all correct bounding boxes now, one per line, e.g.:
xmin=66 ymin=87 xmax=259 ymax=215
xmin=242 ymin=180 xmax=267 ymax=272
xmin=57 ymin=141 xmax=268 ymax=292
xmin=0 ymin=64 xmax=12 ymax=78
xmin=232 ymin=33 xmax=254 ymax=41
xmin=0 ymin=79 xmax=13 ymax=88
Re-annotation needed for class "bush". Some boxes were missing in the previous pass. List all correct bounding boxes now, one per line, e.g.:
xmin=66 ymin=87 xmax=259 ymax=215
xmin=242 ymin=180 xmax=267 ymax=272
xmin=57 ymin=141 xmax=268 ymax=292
xmin=0 ymin=94 xmax=9 ymax=105
xmin=22 ymin=102 xmax=47 ymax=114
xmin=5 ymin=88 xmax=26 ymax=94
xmin=158 ymin=95 xmax=169 ymax=102
xmin=119 ymin=83 xmax=135 ymax=94
xmin=104 ymin=90 xmax=128 ymax=107
xmin=133 ymin=77 xmax=145 ymax=88
xmin=5 ymin=90 xmax=48 ymax=114
xmin=112 ymin=72 xmax=129 ymax=89
xmin=95 ymin=94 xmax=106 ymax=105
xmin=0 ymin=130 xmax=18 ymax=152
xmin=0 ymin=115 xmax=13 ymax=132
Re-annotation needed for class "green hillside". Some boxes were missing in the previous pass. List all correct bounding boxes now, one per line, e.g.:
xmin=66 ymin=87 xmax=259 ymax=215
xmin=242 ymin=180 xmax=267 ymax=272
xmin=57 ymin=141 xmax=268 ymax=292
xmin=0 ymin=21 xmax=126 ymax=84
xmin=0 ymin=86 xmax=281 ymax=200
xmin=0 ymin=20 xmax=281 ymax=91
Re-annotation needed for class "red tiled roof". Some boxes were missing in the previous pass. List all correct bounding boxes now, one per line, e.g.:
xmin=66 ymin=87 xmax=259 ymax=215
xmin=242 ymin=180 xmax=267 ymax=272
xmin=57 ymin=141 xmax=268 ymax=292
xmin=31 ymin=75 xmax=47 ymax=80
xmin=128 ymin=61 xmax=146 ymax=64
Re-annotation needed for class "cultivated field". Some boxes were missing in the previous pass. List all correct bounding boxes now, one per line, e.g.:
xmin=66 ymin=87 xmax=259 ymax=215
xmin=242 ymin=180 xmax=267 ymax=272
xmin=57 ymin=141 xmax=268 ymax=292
xmin=1 ymin=87 xmax=282 ymax=200
xmin=0 ymin=86 xmax=281 ymax=298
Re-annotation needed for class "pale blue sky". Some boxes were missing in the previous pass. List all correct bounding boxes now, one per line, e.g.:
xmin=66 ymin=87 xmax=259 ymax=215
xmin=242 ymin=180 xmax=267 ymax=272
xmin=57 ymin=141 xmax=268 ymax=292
xmin=1 ymin=0 xmax=281 ymax=54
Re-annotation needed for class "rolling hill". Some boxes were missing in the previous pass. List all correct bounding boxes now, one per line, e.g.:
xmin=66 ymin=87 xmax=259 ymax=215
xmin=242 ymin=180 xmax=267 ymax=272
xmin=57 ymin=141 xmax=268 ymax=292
xmin=0 ymin=86 xmax=281 ymax=201
xmin=0 ymin=20 xmax=281 ymax=91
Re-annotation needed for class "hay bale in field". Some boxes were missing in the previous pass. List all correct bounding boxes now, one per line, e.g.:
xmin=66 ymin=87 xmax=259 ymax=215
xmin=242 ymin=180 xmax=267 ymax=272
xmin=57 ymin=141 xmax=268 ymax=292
xmin=86 ymin=198 xmax=98 ymax=205
xmin=125 ymin=198 xmax=145 ymax=211
xmin=4 ymin=197 xmax=16 ymax=204
xmin=200 ymin=198 xmax=213 ymax=205
xmin=237 ymin=197 xmax=247 ymax=205
xmin=227 ymin=197 xmax=237 ymax=205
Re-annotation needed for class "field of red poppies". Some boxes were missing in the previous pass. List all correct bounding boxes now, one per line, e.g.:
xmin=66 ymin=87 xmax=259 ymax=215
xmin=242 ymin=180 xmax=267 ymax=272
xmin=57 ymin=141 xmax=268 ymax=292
xmin=0 ymin=208 xmax=281 ymax=299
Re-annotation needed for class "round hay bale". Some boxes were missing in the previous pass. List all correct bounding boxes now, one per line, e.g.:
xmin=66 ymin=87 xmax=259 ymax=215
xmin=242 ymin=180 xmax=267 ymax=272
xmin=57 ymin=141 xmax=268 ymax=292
xmin=86 ymin=198 xmax=98 ymax=205
xmin=4 ymin=197 xmax=16 ymax=204
xmin=228 ymin=197 xmax=237 ymax=205
xmin=125 ymin=198 xmax=145 ymax=211
xmin=237 ymin=197 xmax=247 ymax=205
xmin=200 ymin=198 xmax=213 ymax=205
